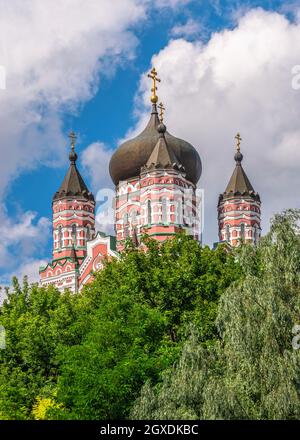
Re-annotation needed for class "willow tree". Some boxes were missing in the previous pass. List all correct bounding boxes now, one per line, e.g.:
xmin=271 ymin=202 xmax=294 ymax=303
xmin=132 ymin=210 xmax=300 ymax=420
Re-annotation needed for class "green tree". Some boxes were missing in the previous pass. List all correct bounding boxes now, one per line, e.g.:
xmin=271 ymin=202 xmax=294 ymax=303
xmin=89 ymin=234 xmax=240 ymax=344
xmin=0 ymin=280 xmax=79 ymax=419
xmin=132 ymin=210 xmax=300 ymax=420
xmin=52 ymin=234 xmax=240 ymax=419
xmin=0 ymin=234 xmax=240 ymax=420
xmin=52 ymin=295 xmax=168 ymax=419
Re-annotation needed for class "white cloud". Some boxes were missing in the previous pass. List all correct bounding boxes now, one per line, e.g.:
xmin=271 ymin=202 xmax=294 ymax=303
xmin=130 ymin=8 xmax=300 ymax=244
xmin=171 ymin=18 xmax=203 ymax=38
xmin=0 ymin=0 xmax=193 ymax=197
xmin=81 ymin=143 xmax=115 ymax=235
xmin=0 ymin=0 xmax=148 ymax=195
xmin=7 ymin=259 xmax=47 ymax=284
xmin=152 ymin=0 xmax=192 ymax=8
xmin=0 ymin=0 xmax=190 ymax=279
xmin=81 ymin=142 xmax=113 ymax=192
xmin=0 ymin=0 xmax=147 ymax=278
xmin=0 ymin=205 xmax=51 ymax=270
xmin=0 ymin=203 xmax=50 ymax=292
xmin=0 ymin=258 xmax=47 ymax=305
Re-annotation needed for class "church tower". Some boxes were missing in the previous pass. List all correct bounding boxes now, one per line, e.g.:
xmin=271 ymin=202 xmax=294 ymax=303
xmin=40 ymin=132 xmax=95 ymax=292
xmin=218 ymin=134 xmax=261 ymax=247
xmin=109 ymin=68 xmax=202 ymax=251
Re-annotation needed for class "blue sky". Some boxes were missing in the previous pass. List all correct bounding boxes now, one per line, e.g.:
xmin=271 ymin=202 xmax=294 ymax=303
xmin=0 ymin=0 xmax=300 ymax=285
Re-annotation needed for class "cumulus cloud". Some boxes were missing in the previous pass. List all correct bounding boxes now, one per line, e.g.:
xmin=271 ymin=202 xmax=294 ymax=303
xmin=0 ymin=0 xmax=148 ymax=194
xmin=81 ymin=142 xmax=113 ymax=192
xmin=171 ymin=18 xmax=203 ymax=38
xmin=81 ymin=143 xmax=115 ymax=235
xmin=0 ymin=0 xmax=191 ymax=280
xmin=130 ymin=8 xmax=300 ymax=244
xmin=152 ymin=0 xmax=192 ymax=8
xmin=3 ymin=259 xmax=48 ymax=285
xmin=0 ymin=204 xmax=50 ymax=294
xmin=0 ymin=205 xmax=51 ymax=270
xmin=0 ymin=0 xmax=194 ymax=195
xmin=0 ymin=0 xmax=148 ymax=280
xmin=0 ymin=258 xmax=48 ymax=305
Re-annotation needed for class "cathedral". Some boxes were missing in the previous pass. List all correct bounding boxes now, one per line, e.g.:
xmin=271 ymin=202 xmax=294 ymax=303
xmin=39 ymin=68 xmax=261 ymax=293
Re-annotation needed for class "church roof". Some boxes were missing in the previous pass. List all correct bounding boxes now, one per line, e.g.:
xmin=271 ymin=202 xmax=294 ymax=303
xmin=109 ymin=104 xmax=202 ymax=185
xmin=144 ymin=122 xmax=185 ymax=172
xmin=53 ymin=134 xmax=94 ymax=202
xmin=220 ymin=139 xmax=260 ymax=202
xmin=225 ymin=155 xmax=254 ymax=194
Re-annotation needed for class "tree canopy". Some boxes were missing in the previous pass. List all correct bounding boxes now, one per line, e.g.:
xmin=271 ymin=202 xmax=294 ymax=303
xmin=131 ymin=210 xmax=300 ymax=420
xmin=2 ymin=212 xmax=299 ymax=420
xmin=0 ymin=234 xmax=239 ymax=419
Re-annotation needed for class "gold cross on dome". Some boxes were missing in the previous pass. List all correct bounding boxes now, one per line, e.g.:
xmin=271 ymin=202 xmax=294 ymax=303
xmin=147 ymin=67 xmax=161 ymax=104
xmin=69 ymin=130 xmax=77 ymax=150
xmin=158 ymin=102 xmax=165 ymax=122
xmin=235 ymin=133 xmax=242 ymax=152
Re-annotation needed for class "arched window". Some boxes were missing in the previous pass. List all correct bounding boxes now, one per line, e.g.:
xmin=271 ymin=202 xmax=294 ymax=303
xmin=86 ymin=225 xmax=90 ymax=241
xmin=147 ymin=200 xmax=152 ymax=225
xmin=71 ymin=224 xmax=77 ymax=245
xmin=58 ymin=226 xmax=63 ymax=249
xmin=226 ymin=224 xmax=230 ymax=242
xmin=240 ymin=223 xmax=245 ymax=240
xmin=161 ymin=198 xmax=168 ymax=223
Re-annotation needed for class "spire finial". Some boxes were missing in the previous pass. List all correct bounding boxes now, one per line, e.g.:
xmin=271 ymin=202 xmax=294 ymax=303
xmin=69 ymin=130 xmax=77 ymax=150
xmin=147 ymin=67 xmax=161 ymax=104
xmin=234 ymin=133 xmax=243 ymax=164
xmin=158 ymin=102 xmax=165 ymax=123
xmin=68 ymin=130 xmax=78 ymax=163
xmin=235 ymin=132 xmax=242 ymax=152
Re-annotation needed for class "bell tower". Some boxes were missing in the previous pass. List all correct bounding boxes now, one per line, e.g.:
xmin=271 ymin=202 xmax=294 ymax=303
xmin=40 ymin=131 xmax=95 ymax=292
xmin=218 ymin=134 xmax=261 ymax=247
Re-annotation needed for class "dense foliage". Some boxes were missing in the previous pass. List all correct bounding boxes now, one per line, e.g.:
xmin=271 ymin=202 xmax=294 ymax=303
xmin=132 ymin=210 xmax=300 ymax=419
xmin=2 ymin=211 xmax=299 ymax=420
xmin=0 ymin=234 xmax=239 ymax=420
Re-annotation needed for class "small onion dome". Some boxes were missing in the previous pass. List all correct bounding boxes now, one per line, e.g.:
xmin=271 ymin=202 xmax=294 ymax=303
xmin=69 ymin=148 xmax=78 ymax=163
xmin=234 ymin=150 xmax=243 ymax=163
xmin=157 ymin=122 xmax=166 ymax=134
xmin=109 ymin=104 xmax=202 ymax=185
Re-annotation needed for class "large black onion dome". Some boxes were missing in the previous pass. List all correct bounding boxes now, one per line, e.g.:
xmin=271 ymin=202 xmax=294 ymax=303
xmin=109 ymin=104 xmax=202 ymax=185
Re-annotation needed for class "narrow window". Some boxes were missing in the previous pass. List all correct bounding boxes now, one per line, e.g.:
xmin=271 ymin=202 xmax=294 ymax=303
xmin=177 ymin=197 xmax=183 ymax=225
xmin=240 ymin=223 xmax=245 ymax=240
xmin=58 ymin=226 xmax=63 ymax=249
xmin=162 ymin=198 xmax=168 ymax=223
xmin=123 ymin=213 xmax=129 ymax=238
xmin=147 ymin=200 xmax=152 ymax=225
xmin=226 ymin=224 xmax=230 ymax=242
xmin=72 ymin=224 xmax=77 ymax=245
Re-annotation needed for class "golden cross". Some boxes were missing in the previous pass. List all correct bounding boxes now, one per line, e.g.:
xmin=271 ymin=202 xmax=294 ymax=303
xmin=235 ymin=133 xmax=242 ymax=152
xmin=158 ymin=102 xmax=165 ymax=122
xmin=69 ymin=130 xmax=77 ymax=150
xmin=147 ymin=67 xmax=161 ymax=104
